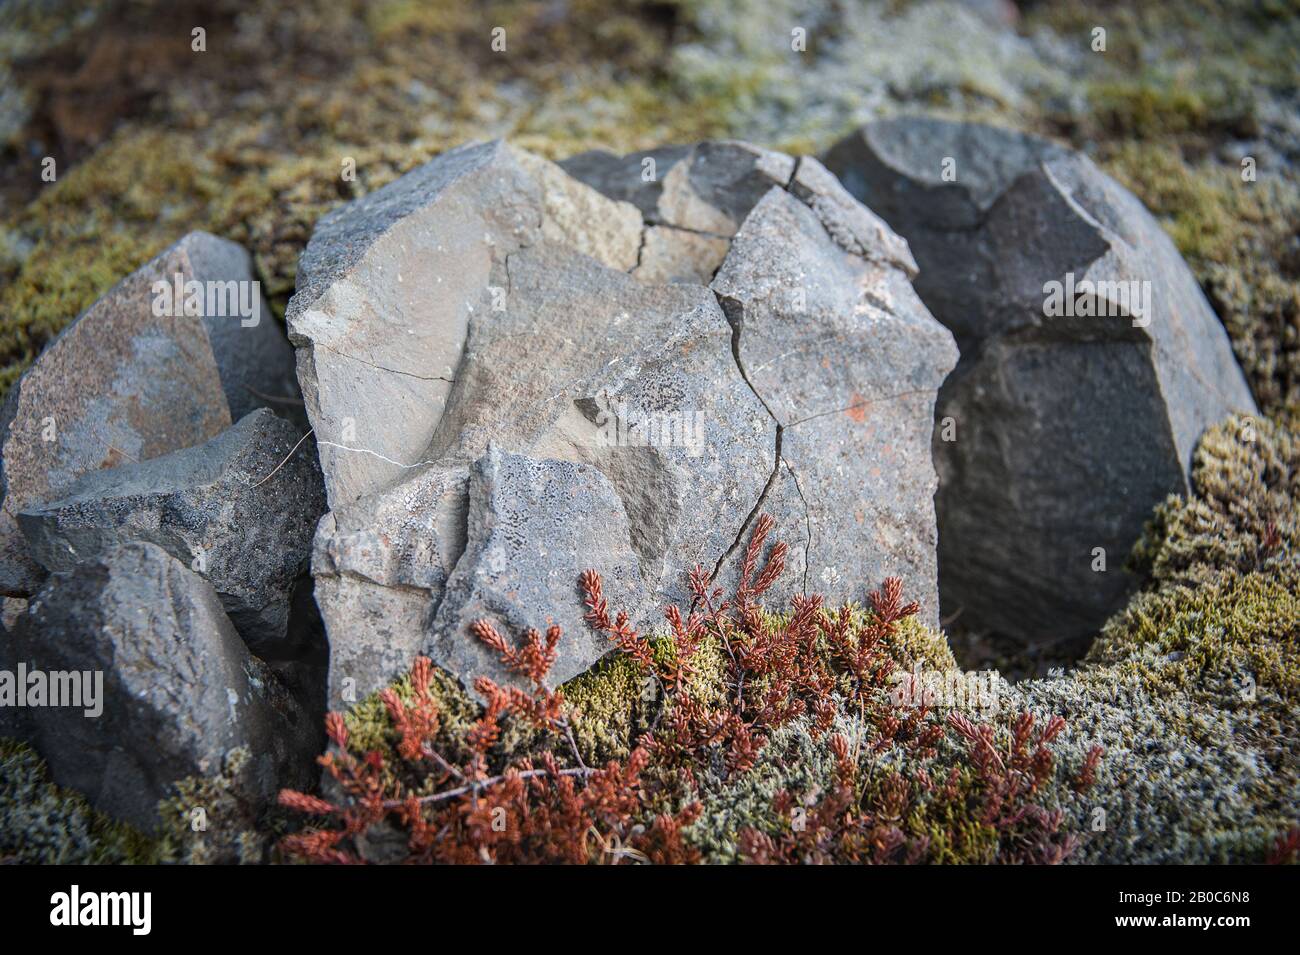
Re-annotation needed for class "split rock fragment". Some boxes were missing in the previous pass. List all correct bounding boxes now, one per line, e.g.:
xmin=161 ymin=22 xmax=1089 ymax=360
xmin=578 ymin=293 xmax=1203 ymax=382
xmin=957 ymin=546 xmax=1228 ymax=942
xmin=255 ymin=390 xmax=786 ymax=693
xmin=18 ymin=408 xmax=325 ymax=657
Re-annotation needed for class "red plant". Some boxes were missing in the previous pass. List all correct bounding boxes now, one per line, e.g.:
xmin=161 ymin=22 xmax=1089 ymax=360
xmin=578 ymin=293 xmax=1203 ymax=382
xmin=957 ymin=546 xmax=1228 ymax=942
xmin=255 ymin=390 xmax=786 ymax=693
xmin=278 ymin=514 xmax=1087 ymax=864
xmin=1267 ymin=826 xmax=1300 ymax=864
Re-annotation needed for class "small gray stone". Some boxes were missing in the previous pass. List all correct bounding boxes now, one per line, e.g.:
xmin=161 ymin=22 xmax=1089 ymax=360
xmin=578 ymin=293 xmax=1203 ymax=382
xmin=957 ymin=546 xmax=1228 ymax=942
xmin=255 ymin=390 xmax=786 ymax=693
xmin=824 ymin=118 xmax=1259 ymax=647
xmin=17 ymin=408 xmax=325 ymax=657
xmin=3 ymin=542 xmax=317 ymax=831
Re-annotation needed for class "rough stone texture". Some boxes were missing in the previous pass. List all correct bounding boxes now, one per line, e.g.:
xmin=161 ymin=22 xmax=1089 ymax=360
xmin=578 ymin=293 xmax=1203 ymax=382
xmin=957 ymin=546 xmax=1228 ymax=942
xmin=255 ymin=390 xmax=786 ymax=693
xmin=310 ymin=238 xmax=775 ymax=705
xmin=285 ymin=139 xmax=645 ymax=510
xmin=561 ymin=140 xmax=795 ymax=234
xmin=168 ymin=231 xmax=301 ymax=423
xmin=563 ymin=140 xmax=796 ymax=283
xmin=711 ymin=186 xmax=958 ymax=625
xmin=0 ymin=231 xmax=301 ymax=598
xmin=2 ymin=542 xmax=317 ymax=830
xmin=429 ymin=445 xmax=646 ymax=690
xmin=293 ymin=139 xmax=954 ymax=703
xmin=17 ymin=409 xmax=325 ymax=658
xmin=824 ymin=117 xmax=1259 ymax=648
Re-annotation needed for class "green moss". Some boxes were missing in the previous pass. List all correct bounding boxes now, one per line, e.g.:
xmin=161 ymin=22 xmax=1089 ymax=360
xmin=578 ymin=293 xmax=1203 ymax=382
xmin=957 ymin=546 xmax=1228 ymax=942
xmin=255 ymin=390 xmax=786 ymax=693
xmin=1090 ymin=571 xmax=1300 ymax=701
xmin=0 ymin=737 xmax=160 ymax=864
xmin=1130 ymin=412 xmax=1298 ymax=586
xmin=1099 ymin=145 xmax=1300 ymax=412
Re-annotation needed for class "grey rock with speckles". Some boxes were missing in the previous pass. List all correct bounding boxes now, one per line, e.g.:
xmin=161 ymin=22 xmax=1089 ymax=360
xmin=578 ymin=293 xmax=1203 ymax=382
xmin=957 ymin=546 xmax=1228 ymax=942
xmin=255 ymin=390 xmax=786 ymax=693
xmin=285 ymin=140 xmax=643 ymax=511
xmin=430 ymin=445 xmax=644 ymax=689
xmin=17 ymin=409 xmax=325 ymax=657
xmin=824 ymin=118 xmax=1258 ymax=647
xmin=0 ymin=231 xmax=299 ymax=598
xmin=711 ymin=187 xmax=957 ymax=625
xmin=299 ymin=140 xmax=954 ymax=701
xmin=3 ymin=541 xmax=317 ymax=830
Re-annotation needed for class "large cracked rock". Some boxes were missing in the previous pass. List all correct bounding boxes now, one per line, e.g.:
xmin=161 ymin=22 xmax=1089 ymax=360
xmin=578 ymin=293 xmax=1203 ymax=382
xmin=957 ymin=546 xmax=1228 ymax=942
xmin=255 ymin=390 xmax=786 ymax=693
xmin=289 ymin=139 xmax=956 ymax=704
xmin=0 ymin=231 xmax=300 ymax=597
xmin=824 ymin=118 xmax=1258 ymax=649
xmin=2 ymin=542 xmax=317 ymax=830
xmin=17 ymin=409 xmax=325 ymax=657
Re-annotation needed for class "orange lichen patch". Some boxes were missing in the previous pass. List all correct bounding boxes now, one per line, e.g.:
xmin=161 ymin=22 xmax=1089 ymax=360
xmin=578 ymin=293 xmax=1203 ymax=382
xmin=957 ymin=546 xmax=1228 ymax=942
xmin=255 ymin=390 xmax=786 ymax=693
xmin=846 ymin=394 xmax=868 ymax=423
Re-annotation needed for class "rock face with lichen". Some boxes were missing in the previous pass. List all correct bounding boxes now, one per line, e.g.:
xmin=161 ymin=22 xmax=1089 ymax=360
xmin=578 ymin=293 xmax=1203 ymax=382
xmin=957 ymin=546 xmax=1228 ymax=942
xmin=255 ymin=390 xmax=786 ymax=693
xmin=825 ymin=118 xmax=1258 ymax=652
xmin=289 ymin=139 xmax=956 ymax=706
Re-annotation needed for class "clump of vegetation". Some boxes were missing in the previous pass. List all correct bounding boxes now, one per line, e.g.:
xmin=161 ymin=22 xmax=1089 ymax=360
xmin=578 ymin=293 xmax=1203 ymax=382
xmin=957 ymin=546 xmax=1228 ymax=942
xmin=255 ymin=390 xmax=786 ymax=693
xmin=0 ymin=738 xmax=158 ymax=864
xmin=279 ymin=516 xmax=1091 ymax=864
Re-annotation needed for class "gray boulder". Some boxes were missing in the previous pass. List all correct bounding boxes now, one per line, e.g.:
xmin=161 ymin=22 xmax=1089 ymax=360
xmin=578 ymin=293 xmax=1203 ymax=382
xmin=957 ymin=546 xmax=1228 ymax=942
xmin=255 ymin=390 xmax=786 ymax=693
xmin=291 ymin=139 xmax=954 ymax=704
xmin=0 ymin=231 xmax=300 ymax=597
xmin=824 ymin=118 xmax=1258 ymax=648
xmin=3 ymin=542 xmax=317 ymax=830
xmin=17 ymin=409 xmax=325 ymax=658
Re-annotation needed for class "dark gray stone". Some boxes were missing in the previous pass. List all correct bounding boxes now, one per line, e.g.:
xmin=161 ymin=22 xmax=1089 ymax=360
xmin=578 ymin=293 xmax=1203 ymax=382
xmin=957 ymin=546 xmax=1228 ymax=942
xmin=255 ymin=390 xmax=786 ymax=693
xmin=824 ymin=118 xmax=1259 ymax=647
xmin=4 ymin=542 xmax=317 ymax=830
xmin=17 ymin=409 xmax=324 ymax=657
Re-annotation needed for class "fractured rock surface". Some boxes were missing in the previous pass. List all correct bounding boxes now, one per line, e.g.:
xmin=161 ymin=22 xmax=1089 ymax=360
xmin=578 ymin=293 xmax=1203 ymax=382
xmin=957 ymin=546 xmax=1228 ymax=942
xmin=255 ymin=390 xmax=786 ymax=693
xmin=0 ymin=231 xmax=300 ymax=597
xmin=290 ymin=138 xmax=955 ymax=703
xmin=18 ymin=408 xmax=325 ymax=657
xmin=3 ymin=542 xmax=317 ymax=830
xmin=824 ymin=118 xmax=1258 ymax=648
xmin=711 ymin=180 xmax=957 ymax=620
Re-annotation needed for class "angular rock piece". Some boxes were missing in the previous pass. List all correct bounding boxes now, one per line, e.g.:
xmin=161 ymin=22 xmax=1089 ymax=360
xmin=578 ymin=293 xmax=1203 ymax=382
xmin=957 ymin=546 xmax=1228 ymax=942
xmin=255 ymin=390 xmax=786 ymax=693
xmin=165 ymin=231 xmax=301 ymax=422
xmin=824 ymin=118 xmax=1258 ymax=647
xmin=430 ymin=445 xmax=645 ymax=691
xmin=711 ymin=186 xmax=958 ymax=624
xmin=298 ymin=139 xmax=955 ymax=703
xmin=285 ymin=139 xmax=644 ymax=510
xmin=563 ymin=140 xmax=796 ymax=280
xmin=561 ymin=140 xmax=796 ymax=235
xmin=0 ymin=231 xmax=300 ymax=597
xmin=17 ymin=409 xmax=325 ymax=657
xmin=4 ymin=542 xmax=317 ymax=830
